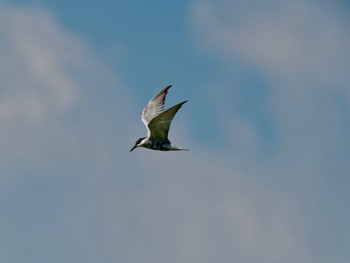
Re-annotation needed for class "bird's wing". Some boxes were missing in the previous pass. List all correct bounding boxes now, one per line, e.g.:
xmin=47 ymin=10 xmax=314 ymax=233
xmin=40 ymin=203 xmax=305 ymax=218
xmin=148 ymin=100 xmax=188 ymax=140
xmin=142 ymin=85 xmax=172 ymax=127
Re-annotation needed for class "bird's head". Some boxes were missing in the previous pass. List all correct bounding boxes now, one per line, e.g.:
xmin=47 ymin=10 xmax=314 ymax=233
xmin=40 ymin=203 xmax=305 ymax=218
xmin=130 ymin=137 xmax=146 ymax=152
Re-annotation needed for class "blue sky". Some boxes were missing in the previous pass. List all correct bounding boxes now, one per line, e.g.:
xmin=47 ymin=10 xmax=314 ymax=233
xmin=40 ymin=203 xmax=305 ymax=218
xmin=1 ymin=0 xmax=349 ymax=262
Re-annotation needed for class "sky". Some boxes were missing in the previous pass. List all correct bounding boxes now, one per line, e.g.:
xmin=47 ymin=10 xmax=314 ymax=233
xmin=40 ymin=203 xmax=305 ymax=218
xmin=0 ymin=0 xmax=349 ymax=262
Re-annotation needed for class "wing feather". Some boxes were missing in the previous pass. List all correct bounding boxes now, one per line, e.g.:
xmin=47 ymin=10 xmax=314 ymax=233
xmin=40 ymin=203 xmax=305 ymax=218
xmin=148 ymin=101 xmax=188 ymax=140
xmin=142 ymin=85 xmax=172 ymax=126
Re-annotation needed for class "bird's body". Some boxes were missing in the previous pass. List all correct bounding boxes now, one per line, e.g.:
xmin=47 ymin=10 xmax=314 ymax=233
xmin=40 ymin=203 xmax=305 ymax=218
xmin=130 ymin=85 xmax=188 ymax=152
xmin=136 ymin=137 xmax=176 ymax=151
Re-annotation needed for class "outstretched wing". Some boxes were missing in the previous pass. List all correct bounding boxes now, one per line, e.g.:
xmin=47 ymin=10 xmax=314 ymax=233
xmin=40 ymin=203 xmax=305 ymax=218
xmin=142 ymin=85 xmax=172 ymax=127
xmin=148 ymin=100 xmax=188 ymax=140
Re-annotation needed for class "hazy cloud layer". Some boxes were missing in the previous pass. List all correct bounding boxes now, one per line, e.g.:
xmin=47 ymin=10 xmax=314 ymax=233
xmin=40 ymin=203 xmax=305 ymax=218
xmin=1 ymin=1 xmax=349 ymax=263
xmin=192 ymin=0 xmax=350 ymax=262
xmin=192 ymin=0 xmax=350 ymax=179
xmin=0 ymin=4 xmax=78 ymax=123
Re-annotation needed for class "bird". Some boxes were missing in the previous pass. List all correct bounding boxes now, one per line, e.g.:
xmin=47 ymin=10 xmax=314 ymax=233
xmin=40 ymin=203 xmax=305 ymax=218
xmin=130 ymin=85 xmax=188 ymax=152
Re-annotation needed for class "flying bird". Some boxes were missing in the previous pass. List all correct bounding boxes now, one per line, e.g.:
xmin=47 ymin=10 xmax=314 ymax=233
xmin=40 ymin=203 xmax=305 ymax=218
xmin=130 ymin=85 xmax=188 ymax=152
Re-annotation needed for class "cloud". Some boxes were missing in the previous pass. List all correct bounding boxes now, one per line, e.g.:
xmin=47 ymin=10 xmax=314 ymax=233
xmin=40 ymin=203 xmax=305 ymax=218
xmin=0 ymin=3 xmax=135 ymax=262
xmin=192 ymin=0 xmax=350 ymax=85
xmin=128 ymin=154 xmax=309 ymax=262
xmin=191 ymin=0 xmax=350 ymax=163
xmin=2 ymin=1 xmax=345 ymax=263
xmin=0 ymin=3 xmax=134 ymax=172
xmin=191 ymin=0 xmax=350 ymax=262
xmin=0 ymin=4 xmax=80 ymax=124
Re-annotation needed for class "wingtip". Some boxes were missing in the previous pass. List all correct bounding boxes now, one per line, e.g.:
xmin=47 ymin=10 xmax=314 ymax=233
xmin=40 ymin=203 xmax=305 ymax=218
xmin=159 ymin=85 xmax=172 ymax=95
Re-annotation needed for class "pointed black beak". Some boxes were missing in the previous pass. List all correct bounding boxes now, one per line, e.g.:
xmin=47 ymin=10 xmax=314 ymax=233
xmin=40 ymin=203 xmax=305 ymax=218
xmin=130 ymin=145 xmax=137 ymax=152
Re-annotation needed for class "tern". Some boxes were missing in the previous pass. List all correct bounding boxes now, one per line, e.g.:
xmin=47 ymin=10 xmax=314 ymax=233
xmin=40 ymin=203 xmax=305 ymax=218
xmin=130 ymin=85 xmax=188 ymax=152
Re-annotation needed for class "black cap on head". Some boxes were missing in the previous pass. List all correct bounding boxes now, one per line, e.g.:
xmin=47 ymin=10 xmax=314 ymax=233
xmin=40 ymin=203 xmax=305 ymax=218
xmin=130 ymin=137 xmax=146 ymax=152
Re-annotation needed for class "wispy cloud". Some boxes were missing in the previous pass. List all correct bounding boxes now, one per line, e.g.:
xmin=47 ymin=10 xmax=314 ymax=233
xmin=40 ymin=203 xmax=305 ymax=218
xmin=129 ymin=154 xmax=309 ymax=262
xmin=1 ymin=1 xmax=349 ymax=263
xmin=0 ymin=3 xmax=133 ymax=262
xmin=191 ymin=0 xmax=350 ymax=262
xmin=0 ymin=4 xmax=81 ymax=125
xmin=192 ymin=1 xmax=350 ymax=85
xmin=0 ymin=3 xmax=130 ymax=172
xmin=191 ymin=0 xmax=350 ymax=165
xmin=0 ymin=4 xmax=308 ymax=262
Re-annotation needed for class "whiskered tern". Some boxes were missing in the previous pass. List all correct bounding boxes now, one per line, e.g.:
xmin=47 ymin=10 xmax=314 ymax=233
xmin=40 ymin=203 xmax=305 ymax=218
xmin=130 ymin=85 xmax=188 ymax=152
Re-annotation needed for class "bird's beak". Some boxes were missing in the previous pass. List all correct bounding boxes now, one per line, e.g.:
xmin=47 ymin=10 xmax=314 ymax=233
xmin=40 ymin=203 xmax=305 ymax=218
xmin=130 ymin=145 xmax=137 ymax=152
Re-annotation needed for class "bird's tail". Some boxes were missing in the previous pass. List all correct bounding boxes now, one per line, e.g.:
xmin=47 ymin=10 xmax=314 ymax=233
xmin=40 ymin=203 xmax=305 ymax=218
xmin=170 ymin=143 xmax=189 ymax=151
xmin=176 ymin=146 xmax=189 ymax=151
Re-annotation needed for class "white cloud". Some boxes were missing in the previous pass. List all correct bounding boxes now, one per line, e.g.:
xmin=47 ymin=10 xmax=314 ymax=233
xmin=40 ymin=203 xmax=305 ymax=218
xmin=0 ymin=5 xmax=81 ymax=125
xmin=128 ymin=153 xmax=310 ymax=263
xmin=192 ymin=1 xmax=350 ymax=87
xmin=192 ymin=0 xmax=350 ymax=161
xmin=0 ymin=3 xmax=131 ymax=171
xmin=191 ymin=0 xmax=350 ymax=262
xmin=1 ymin=2 xmax=340 ymax=263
